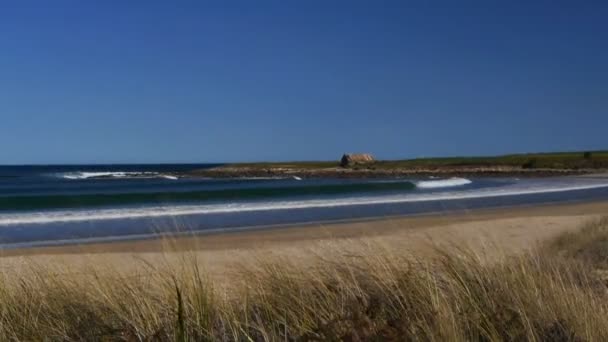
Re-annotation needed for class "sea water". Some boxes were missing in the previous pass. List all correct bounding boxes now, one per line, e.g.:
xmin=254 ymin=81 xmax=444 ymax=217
xmin=1 ymin=165 xmax=608 ymax=248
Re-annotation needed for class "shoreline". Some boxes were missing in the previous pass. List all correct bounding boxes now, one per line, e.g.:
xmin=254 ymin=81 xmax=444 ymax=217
xmin=183 ymin=153 xmax=608 ymax=179
xmin=4 ymin=199 xmax=608 ymax=258
xmin=185 ymin=166 xmax=596 ymax=179
xmin=1 ymin=172 xmax=607 ymax=252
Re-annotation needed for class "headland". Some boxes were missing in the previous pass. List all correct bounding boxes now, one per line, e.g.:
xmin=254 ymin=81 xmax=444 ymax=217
xmin=185 ymin=151 xmax=608 ymax=179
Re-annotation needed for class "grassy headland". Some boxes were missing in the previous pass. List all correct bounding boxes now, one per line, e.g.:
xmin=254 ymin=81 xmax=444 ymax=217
xmin=189 ymin=150 xmax=608 ymax=178
xmin=2 ymin=217 xmax=608 ymax=340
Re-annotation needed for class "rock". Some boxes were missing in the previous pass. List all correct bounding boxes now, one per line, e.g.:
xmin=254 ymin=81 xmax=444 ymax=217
xmin=340 ymin=153 xmax=375 ymax=167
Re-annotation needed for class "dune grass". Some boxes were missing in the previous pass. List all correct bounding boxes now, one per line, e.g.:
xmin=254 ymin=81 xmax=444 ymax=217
xmin=2 ymin=219 xmax=608 ymax=340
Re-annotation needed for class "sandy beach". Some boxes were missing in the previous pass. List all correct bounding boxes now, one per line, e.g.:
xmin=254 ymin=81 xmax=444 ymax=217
xmin=0 ymin=200 xmax=605 ymax=281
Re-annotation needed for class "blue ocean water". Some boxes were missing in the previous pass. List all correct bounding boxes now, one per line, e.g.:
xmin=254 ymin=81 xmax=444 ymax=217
xmin=1 ymin=165 xmax=608 ymax=248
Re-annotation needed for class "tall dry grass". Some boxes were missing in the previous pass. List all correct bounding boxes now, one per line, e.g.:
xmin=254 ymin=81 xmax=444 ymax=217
xmin=1 ymin=218 xmax=608 ymax=341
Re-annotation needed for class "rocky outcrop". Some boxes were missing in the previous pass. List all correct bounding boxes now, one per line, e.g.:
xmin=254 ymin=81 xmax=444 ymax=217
xmin=340 ymin=153 xmax=375 ymax=167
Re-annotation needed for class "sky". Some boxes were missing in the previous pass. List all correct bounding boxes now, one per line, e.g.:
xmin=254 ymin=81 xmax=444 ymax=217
xmin=0 ymin=1 xmax=607 ymax=164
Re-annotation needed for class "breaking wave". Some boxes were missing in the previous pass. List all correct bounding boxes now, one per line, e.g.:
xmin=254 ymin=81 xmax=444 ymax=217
xmin=415 ymin=177 xmax=472 ymax=189
xmin=1 ymin=179 xmax=608 ymax=226
xmin=58 ymin=172 xmax=177 ymax=180
xmin=0 ymin=182 xmax=418 ymax=211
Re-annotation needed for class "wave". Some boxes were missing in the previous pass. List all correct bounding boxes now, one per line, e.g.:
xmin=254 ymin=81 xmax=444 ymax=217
xmin=371 ymin=177 xmax=472 ymax=188
xmin=57 ymin=172 xmax=290 ymax=181
xmin=0 ymin=182 xmax=417 ymax=211
xmin=415 ymin=177 xmax=472 ymax=189
xmin=59 ymin=171 xmax=177 ymax=180
xmin=1 ymin=179 xmax=608 ymax=226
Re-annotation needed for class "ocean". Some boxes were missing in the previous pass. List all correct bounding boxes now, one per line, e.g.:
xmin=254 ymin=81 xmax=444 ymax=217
xmin=1 ymin=164 xmax=608 ymax=249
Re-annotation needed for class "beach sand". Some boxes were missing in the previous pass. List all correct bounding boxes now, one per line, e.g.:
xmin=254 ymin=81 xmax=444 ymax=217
xmin=0 ymin=200 xmax=607 ymax=281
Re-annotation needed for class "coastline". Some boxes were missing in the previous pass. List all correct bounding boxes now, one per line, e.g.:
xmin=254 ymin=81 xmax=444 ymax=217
xmin=182 ymin=152 xmax=608 ymax=179
xmin=186 ymin=165 xmax=596 ymax=179
xmin=4 ymin=199 xmax=608 ymax=258
xmin=2 ymin=172 xmax=608 ymax=250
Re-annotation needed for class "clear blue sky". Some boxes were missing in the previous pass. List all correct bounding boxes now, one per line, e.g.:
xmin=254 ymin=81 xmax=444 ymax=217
xmin=1 ymin=1 xmax=606 ymax=164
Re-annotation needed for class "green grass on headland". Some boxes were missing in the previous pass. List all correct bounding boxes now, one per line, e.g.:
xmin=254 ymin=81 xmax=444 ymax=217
xmin=2 ymin=218 xmax=608 ymax=340
xmin=377 ymin=150 xmax=608 ymax=169
xmin=223 ymin=150 xmax=608 ymax=170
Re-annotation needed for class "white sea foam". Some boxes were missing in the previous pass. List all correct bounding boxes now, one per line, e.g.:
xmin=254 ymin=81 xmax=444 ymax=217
xmin=415 ymin=177 xmax=472 ymax=188
xmin=60 ymin=172 xmax=167 ymax=180
xmin=2 ymin=178 xmax=608 ymax=226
